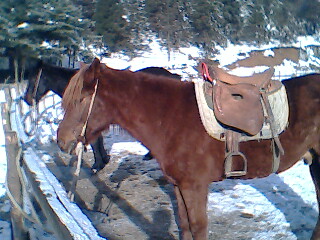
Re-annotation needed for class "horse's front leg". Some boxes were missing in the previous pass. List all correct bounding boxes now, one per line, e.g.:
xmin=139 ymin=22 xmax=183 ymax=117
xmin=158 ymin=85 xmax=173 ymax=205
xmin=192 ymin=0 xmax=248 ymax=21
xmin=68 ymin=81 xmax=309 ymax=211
xmin=174 ymin=184 xmax=209 ymax=240
xmin=91 ymin=135 xmax=110 ymax=172
xmin=309 ymin=149 xmax=320 ymax=239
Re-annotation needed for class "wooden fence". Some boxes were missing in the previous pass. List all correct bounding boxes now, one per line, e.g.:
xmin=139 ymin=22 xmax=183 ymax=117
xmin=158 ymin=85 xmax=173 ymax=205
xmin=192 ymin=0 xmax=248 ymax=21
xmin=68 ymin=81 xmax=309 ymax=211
xmin=1 ymin=84 xmax=105 ymax=240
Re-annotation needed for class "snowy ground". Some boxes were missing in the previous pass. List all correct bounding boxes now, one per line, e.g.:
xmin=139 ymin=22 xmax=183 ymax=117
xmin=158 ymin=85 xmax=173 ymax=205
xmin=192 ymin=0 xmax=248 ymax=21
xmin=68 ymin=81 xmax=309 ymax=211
xmin=0 ymin=35 xmax=319 ymax=239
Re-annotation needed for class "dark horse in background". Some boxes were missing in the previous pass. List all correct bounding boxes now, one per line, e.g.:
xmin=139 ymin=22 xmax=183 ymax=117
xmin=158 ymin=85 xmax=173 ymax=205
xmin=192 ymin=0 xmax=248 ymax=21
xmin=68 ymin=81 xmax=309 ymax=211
xmin=0 ymin=69 xmax=17 ymax=83
xmin=57 ymin=58 xmax=320 ymax=240
xmin=23 ymin=60 xmax=181 ymax=171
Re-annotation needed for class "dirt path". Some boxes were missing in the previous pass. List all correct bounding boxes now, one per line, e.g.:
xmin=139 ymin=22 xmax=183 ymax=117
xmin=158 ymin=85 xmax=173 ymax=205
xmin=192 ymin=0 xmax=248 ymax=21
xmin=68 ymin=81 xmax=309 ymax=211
xmin=42 ymin=139 xmax=179 ymax=240
xmin=33 ymin=130 xmax=316 ymax=240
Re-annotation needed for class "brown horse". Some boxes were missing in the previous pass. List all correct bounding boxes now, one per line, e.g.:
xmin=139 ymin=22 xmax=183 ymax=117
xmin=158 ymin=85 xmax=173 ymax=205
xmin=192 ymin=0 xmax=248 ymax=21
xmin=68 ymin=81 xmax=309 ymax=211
xmin=23 ymin=60 xmax=181 ymax=170
xmin=57 ymin=58 xmax=320 ymax=240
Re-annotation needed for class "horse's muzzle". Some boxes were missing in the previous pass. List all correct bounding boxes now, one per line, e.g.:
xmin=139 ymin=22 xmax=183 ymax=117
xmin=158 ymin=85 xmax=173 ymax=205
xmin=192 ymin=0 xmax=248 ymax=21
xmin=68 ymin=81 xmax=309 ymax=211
xmin=57 ymin=138 xmax=77 ymax=155
xmin=22 ymin=95 xmax=33 ymax=106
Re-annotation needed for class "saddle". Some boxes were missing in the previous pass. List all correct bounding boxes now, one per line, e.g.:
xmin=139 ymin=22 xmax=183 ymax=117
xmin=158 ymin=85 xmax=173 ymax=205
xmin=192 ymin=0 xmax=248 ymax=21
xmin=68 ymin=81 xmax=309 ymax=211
xmin=201 ymin=63 xmax=286 ymax=177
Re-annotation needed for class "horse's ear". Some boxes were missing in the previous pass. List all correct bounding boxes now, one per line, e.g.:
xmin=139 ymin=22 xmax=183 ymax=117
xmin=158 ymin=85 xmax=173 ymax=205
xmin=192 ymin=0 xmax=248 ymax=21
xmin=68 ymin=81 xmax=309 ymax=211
xmin=84 ymin=58 xmax=101 ymax=85
xmin=91 ymin=58 xmax=101 ymax=70
xmin=88 ymin=58 xmax=101 ymax=76
xmin=79 ymin=62 xmax=86 ymax=68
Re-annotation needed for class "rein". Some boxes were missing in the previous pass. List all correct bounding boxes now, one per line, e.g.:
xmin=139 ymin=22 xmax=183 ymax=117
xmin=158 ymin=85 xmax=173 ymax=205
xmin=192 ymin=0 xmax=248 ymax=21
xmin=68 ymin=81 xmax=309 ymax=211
xmin=69 ymin=79 xmax=99 ymax=201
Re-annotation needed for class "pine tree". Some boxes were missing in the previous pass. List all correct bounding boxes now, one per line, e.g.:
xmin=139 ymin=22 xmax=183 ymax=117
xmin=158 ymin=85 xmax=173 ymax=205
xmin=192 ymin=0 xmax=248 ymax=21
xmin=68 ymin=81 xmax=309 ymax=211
xmin=25 ymin=0 xmax=93 ymax=61
xmin=122 ymin=0 xmax=151 ymax=57
xmin=93 ymin=0 xmax=132 ymax=53
xmin=145 ymin=0 xmax=189 ymax=60
xmin=0 ymin=0 xmax=94 ymax=68
xmin=2 ymin=0 xmax=318 ymax=65
xmin=184 ymin=0 xmax=227 ymax=55
xmin=72 ymin=0 xmax=96 ymax=19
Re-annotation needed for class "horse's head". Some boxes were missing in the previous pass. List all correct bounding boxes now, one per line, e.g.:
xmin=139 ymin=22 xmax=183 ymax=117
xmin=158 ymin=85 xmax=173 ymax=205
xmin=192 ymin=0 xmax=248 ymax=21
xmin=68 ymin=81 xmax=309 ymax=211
xmin=57 ymin=58 xmax=111 ymax=154
xmin=23 ymin=60 xmax=49 ymax=105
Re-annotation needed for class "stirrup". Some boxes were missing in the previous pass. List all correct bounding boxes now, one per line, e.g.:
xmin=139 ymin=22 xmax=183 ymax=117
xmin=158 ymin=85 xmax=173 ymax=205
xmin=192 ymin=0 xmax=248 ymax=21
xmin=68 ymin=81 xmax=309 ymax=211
xmin=224 ymin=151 xmax=248 ymax=178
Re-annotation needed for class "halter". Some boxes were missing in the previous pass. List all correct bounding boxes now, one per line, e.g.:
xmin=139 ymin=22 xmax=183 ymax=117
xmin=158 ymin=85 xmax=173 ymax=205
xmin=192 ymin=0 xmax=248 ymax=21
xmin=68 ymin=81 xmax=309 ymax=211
xmin=23 ymin=68 xmax=42 ymax=137
xmin=32 ymin=68 xmax=43 ymax=104
xmin=69 ymin=78 xmax=99 ymax=201
xmin=79 ymin=78 xmax=99 ymax=141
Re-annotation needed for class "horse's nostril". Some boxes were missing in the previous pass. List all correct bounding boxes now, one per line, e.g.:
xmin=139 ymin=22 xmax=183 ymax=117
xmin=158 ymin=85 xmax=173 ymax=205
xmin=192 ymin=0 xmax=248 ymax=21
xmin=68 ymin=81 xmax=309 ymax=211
xmin=57 ymin=139 xmax=65 ymax=148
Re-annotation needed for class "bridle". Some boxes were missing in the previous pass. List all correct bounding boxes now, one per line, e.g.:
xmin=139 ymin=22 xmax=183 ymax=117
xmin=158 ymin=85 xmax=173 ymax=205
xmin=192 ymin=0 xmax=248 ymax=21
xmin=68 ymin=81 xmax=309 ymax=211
xmin=23 ymin=68 xmax=42 ymax=137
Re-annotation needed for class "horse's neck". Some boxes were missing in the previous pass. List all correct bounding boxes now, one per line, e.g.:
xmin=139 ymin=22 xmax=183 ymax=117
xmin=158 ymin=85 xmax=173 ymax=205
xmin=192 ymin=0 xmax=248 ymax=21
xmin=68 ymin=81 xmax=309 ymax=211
xmin=45 ymin=68 xmax=74 ymax=97
xmin=104 ymin=73 xmax=194 ymax=146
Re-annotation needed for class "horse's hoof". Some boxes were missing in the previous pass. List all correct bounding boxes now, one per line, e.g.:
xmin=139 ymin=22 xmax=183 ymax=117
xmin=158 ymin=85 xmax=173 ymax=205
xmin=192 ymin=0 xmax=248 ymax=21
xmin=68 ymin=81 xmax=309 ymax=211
xmin=143 ymin=152 xmax=154 ymax=160
xmin=103 ymin=155 xmax=111 ymax=164
xmin=91 ymin=163 xmax=105 ymax=173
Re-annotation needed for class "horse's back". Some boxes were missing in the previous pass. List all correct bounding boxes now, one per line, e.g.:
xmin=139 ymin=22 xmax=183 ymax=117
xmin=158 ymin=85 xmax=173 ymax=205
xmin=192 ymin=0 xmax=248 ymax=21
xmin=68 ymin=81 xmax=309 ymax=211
xmin=136 ymin=67 xmax=181 ymax=80
xmin=283 ymin=73 xmax=320 ymax=101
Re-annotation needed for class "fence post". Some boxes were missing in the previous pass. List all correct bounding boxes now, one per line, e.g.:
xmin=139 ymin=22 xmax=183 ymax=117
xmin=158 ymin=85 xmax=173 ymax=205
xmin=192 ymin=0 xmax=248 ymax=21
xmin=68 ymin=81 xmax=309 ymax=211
xmin=5 ymin=130 xmax=29 ymax=240
xmin=1 ymin=86 xmax=29 ymax=240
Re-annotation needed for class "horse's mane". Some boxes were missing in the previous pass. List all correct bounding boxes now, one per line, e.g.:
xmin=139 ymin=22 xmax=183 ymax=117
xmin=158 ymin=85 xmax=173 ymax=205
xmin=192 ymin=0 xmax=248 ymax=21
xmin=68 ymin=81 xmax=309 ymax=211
xmin=62 ymin=64 xmax=88 ymax=110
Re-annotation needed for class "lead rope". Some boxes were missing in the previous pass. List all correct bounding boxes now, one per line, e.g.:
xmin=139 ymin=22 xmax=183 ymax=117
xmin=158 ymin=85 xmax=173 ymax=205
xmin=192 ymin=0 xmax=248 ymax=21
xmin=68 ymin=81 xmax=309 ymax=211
xmin=68 ymin=79 xmax=99 ymax=202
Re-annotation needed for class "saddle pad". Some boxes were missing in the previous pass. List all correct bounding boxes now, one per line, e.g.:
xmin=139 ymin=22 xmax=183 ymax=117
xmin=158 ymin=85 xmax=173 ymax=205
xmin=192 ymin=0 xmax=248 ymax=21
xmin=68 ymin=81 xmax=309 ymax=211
xmin=194 ymin=80 xmax=289 ymax=141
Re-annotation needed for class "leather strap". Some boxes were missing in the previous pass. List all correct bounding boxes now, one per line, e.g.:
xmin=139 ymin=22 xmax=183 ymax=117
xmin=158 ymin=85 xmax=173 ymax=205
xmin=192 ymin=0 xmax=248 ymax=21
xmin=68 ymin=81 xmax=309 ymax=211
xmin=69 ymin=79 xmax=99 ymax=202
xmin=32 ymin=68 xmax=43 ymax=103
xmin=201 ymin=63 xmax=214 ymax=83
xmin=260 ymin=90 xmax=284 ymax=173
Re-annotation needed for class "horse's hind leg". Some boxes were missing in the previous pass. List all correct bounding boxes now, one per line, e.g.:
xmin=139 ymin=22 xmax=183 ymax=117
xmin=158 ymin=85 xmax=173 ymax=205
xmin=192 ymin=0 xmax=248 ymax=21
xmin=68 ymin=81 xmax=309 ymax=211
xmin=174 ymin=184 xmax=209 ymax=240
xmin=142 ymin=151 xmax=154 ymax=160
xmin=174 ymin=186 xmax=193 ymax=240
xmin=91 ymin=135 xmax=110 ymax=172
xmin=308 ymin=149 xmax=320 ymax=239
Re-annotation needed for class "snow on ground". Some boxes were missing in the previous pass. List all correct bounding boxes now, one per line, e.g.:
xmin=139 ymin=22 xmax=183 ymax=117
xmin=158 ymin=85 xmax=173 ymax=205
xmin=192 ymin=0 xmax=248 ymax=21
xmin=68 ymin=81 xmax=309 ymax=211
xmin=0 ymin=35 xmax=319 ymax=239
xmin=0 ymin=91 xmax=7 ymax=197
